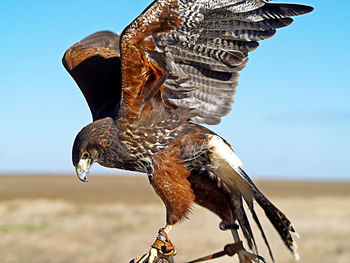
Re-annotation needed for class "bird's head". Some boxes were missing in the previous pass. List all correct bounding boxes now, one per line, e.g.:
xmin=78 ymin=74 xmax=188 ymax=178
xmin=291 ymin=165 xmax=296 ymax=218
xmin=72 ymin=118 xmax=113 ymax=182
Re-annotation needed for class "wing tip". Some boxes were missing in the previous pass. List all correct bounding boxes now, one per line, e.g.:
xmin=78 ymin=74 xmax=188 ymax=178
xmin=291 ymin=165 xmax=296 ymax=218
xmin=289 ymin=4 xmax=314 ymax=16
xmin=303 ymin=5 xmax=314 ymax=15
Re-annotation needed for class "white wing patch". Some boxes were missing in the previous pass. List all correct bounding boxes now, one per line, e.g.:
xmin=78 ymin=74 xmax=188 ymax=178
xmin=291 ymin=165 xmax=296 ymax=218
xmin=208 ymin=134 xmax=243 ymax=168
xmin=207 ymin=135 xmax=253 ymax=205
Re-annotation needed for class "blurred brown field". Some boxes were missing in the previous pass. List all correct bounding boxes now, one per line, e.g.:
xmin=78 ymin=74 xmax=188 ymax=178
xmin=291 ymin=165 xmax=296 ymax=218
xmin=0 ymin=175 xmax=349 ymax=263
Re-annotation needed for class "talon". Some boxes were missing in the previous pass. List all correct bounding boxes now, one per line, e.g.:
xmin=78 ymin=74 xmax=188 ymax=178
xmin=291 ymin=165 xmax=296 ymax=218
xmin=237 ymin=249 xmax=261 ymax=263
xmin=131 ymin=228 xmax=176 ymax=263
xmin=224 ymin=242 xmax=263 ymax=263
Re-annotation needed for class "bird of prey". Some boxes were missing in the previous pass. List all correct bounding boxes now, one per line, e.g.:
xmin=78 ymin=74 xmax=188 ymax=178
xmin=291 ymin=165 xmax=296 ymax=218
xmin=63 ymin=1 xmax=313 ymax=262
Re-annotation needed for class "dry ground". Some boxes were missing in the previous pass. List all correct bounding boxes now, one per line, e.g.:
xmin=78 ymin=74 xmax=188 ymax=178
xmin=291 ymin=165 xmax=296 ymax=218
xmin=0 ymin=175 xmax=349 ymax=263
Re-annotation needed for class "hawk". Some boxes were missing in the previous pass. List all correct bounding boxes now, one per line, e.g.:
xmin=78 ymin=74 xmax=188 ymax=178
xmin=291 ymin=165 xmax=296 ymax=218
xmin=63 ymin=1 xmax=313 ymax=262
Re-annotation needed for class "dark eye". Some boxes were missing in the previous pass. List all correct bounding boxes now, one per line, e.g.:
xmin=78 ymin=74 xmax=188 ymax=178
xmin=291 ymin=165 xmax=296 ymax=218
xmin=82 ymin=152 xmax=89 ymax=159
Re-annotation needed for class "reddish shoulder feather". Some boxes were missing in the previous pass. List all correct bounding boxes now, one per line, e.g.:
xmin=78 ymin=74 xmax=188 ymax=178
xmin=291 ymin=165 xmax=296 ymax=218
xmin=120 ymin=0 xmax=182 ymax=121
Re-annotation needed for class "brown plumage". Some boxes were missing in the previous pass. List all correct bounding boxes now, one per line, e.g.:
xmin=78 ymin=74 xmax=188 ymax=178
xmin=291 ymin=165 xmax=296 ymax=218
xmin=63 ymin=1 xmax=313 ymax=262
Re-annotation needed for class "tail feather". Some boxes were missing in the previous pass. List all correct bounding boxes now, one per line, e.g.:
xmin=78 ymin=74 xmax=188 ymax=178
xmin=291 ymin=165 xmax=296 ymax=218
xmin=252 ymin=187 xmax=299 ymax=259
xmin=249 ymin=203 xmax=275 ymax=262
xmin=231 ymin=195 xmax=257 ymax=253
xmin=207 ymin=135 xmax=299 ymax=259
xmin=238 ymin=167 xmax=299 ymax=259
xmin=237 ymin=167 xmax=275 ymax=261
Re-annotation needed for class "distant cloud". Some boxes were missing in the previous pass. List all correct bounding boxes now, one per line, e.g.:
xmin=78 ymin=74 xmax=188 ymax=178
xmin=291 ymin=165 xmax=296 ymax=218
xmin=265 ymin=110 xmax=350 ymax=124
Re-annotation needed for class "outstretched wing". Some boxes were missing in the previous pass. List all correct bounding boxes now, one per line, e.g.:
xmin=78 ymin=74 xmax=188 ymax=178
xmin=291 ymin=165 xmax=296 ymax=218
xmin=63 ymin=31 xmax=122 ymax=121
xmin=120 ymin=0 xmax=313 ymax=124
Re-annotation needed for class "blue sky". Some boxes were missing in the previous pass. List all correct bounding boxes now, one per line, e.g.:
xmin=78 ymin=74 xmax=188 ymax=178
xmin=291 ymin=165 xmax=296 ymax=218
xmin=0 ymin=0 xmax=349 ymax=180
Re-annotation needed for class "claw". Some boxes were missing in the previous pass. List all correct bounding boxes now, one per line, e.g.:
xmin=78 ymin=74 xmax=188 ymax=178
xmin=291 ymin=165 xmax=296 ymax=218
xmin=130 ymin=228 xmax=176 ymax=263
xmin=237 ymin=249 xmax=264 ymax=263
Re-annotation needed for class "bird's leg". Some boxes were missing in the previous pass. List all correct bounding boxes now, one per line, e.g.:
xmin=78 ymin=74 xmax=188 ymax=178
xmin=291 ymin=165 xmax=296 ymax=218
xmin=131 ymin=225 xmax=177 ymax=263
xmin=231 ymin=228 xmax=258 ymax=263
xmin=223 ymin=219 xmax=265 ymax=263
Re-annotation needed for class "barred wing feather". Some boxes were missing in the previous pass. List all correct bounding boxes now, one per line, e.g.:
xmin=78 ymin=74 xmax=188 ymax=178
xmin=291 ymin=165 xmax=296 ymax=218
xmin=120 ymin=0 xmax=313 ymax=125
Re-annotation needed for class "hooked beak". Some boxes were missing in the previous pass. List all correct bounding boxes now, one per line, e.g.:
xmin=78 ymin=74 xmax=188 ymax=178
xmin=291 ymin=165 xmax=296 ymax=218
xmin=75 ymin=158 xmax=91 ymax=183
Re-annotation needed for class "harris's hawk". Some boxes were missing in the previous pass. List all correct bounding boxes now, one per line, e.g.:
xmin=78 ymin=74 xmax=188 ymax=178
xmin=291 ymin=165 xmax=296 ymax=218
xmin=63 ymin=1 xmax=313 ymax=262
